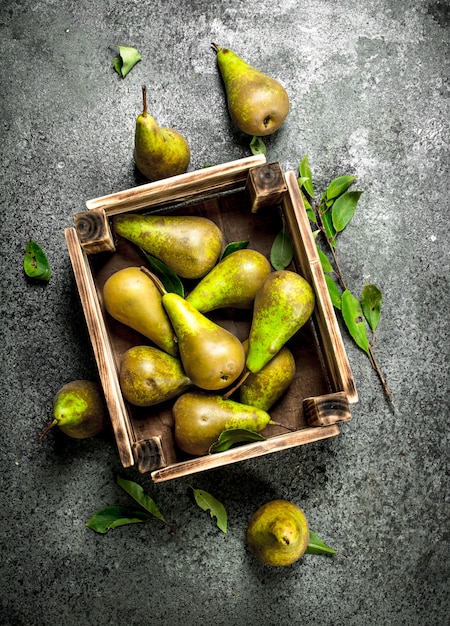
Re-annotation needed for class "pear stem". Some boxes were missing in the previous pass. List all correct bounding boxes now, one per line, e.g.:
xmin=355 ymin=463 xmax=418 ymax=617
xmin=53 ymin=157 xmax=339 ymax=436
xmin=140 ymin=266 xmax=168 ymax=296
xmin=268 ymin=420 xmax=296 ymax=432
xmin=141 ymin=84 xmax=148 ymax=115
xmin=211 ymin=42 xmax=221 ymax=53
xmin=222 ymin=368 xmax=251 ymax=399
xmin=38 ymin=419 xmax=58 ymax=443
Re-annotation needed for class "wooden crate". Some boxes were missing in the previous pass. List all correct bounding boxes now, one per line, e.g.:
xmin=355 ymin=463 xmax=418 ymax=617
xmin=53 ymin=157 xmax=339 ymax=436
xmin=65 ymin=155 xmax=357 ymax=482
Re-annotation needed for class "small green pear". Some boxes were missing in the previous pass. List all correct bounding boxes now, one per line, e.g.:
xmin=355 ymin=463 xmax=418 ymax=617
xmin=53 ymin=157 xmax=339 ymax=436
xmin=239 ymin=340 xmax=296 ymax=411
xmin=102 ymin=266 xmax=177 ymax=356
xmin=119 ymin=345 xmax=191 ymax=407
xmin=173 ymin=391 xmax=272 ymax=456
xmin=186 ymin=248 xmax=271 ymax=312
xmin=39 ymin=380 xmax=107 ymax=442
xmin=246 ymin=270 xmax=315 ymax=374
xmin=213 ymin=44 xmax=290 ymax=136
xmin=134 ymin=85 xmax=190 ymax=181
xmin=113 ymin=214 xmax=224 ymax=280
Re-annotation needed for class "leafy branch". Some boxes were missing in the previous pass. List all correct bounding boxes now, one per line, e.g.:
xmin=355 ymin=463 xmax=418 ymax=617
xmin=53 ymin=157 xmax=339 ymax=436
xmin=298 ymin=156 xmax=394 ymax=410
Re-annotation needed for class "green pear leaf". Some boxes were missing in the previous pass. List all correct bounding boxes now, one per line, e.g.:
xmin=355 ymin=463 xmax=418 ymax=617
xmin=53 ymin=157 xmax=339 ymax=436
xmin=299 ymin=155 xmax=314 ymax=197
xmin=361 ymin=283 xmax=382 ymax=332
xmin=316 ymin=245 xmax=333 ymax=274
xmin=209 ymin=428 xmax=266 ymax=453
xmin=321 ymin=209 xmax=337 ymax=247
xmin=270 ymin=228 xmax=294 ymax=270
xmin=190 ymin=487 xmax=227 ymax=533
xmin=143 ymin=252 xmax=184 ymax=297
xmin=221 ymin=240 xmax=249 ymax=259
xmin=112 ymin=45 xmax=141 ymax=78
xmin=326 ymin=175 xmax=356 ymax=200
xmin=116 ymin=476 xmax=169 ymax=526
xmin=24 ymin=239 xmax=51 ymax=282
xmin=86 ymin=505 xmax=151 ymax=534
xmin=250 ymin=136 xmax=266 ymax=155
xmin=331 ymin=190 xmax=363 ymax=232
xmin=341 ymin=289 xmax=370 ymax=356
xmin=306 ymin=529 xmax=338 ymax=555
xmin=325 ymin=274 xmax=342 ymax=310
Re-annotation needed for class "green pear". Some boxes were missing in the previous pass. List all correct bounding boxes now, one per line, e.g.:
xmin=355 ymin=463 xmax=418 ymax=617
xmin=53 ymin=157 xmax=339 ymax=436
xmin=113 ymin=214 xmax=224 ymax=280
xmin=39 ymin=380 xmax=107 ymax=442
xmin=102 ymin=266 xmax=177 ymax=356
xmin=185 ymin=248 xmax=271 ymax=312
xmin=173 ymin=391 xmax=272 ymax=456
xmin=212 ymin=43 xmax=290 ymax=136
xmin=134 ymin=85 xmax=190 ymax=181
xmin=119 ymin=345 xmax=191 ymax=407
xmin=239 ymin=340 xmax=296 ymax=411
xmin=246 ymin=270 xmax=315 ymax=373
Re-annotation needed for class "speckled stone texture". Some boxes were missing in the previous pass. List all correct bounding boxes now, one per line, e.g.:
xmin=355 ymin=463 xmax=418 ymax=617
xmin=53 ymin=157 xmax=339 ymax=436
xmin=1 ymin=1 xmax=449 ymax=625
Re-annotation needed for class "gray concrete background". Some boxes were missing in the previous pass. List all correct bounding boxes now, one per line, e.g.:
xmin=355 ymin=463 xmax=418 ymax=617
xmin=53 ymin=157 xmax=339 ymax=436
xmin=1 ymin=0 xmax=449 ymax=624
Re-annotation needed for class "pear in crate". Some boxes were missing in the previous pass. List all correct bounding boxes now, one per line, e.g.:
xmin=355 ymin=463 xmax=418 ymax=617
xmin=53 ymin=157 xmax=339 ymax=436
xmin=186 ymin=248 xmax=271 ymax=312
xmin=102 ymin=266 xmax=177 ymax=356
xmin=113 ymin=214 xmax=224 ymax=280
xmin=134 ymin=85 xmax=190 ymax=181
xmin=119 ymin=345 xmax=191 ymax=407
xmin=246 ymin=270 xmax=315 ymax=373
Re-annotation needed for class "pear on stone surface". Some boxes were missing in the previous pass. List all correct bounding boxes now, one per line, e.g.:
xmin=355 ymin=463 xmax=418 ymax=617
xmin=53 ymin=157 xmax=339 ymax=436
xmin=113 ymin=214 xmax=224 ymax=280
xmin=39 ymin=380 xmax=107 ymax=442
xmin=102 ymin=266 xmax=177 ymax=356
xmin=246 ymin=270 xmax=315 ymax=374
xmin=185 ymin=248 xmax=271 ymax=312
xmin=134 ymin=85 xmax=190 ymax=181
xmin=119 ymin=345 xmax=191 ymax=407
xmin=239 ymin=340 xmax=296 ymax=411
xmin=247 ymin=500 xmax=309 ymax=567
xmin=212 ymin=43 xmax=290 ymax=137
xmin=172 ymin=391 xmax=272 ymax=456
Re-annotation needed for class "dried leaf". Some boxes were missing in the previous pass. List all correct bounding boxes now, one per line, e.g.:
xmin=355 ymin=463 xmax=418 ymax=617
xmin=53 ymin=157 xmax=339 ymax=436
xmin=209 ymin=428 xmax=266 ymax=453
xmin=341 ymin=289 xmax=370 ymax=356
xmin=112 ymin=45 xmax=141 ymax=78
xmin=86 ymin=505 xmax=151 ymax=534
xmin=191 ymin=487 xmax=227 ymax=533
xmin=143 ymin=252 xmax=184 ymax=297
xmin=299 ymin=155 xmax=314 ymax=197
xmin=270 ymin=228 xmax=293 ymax=270
xmin=361 ymin=283 xmax=382 ymax=332
xmin=24 ymin=239 xmax=51 ymax=282
xmin=326 ymin=175 xmax=356 ymax=200
xmin=250 ymin=136 xmax=266 ymax=155
xmin=331 ymin=190 xmax=363 ymax=232
xmin=325 ymin=274 xmax=342 ymax=310
xmin=221 ymin=240 xmax=249 ymax=260
xmin=306 ymin=529 xmax=338 ymax=555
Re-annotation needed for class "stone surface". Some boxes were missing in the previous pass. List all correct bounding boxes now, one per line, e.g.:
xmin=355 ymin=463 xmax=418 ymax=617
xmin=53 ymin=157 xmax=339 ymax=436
xmin=0 ymin=0 xmax=449 ymax=624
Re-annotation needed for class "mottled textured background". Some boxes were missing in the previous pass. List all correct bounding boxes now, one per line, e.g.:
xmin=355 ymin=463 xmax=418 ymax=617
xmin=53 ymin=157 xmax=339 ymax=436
xmin=1 ymin=1 xmax=449 ymax=624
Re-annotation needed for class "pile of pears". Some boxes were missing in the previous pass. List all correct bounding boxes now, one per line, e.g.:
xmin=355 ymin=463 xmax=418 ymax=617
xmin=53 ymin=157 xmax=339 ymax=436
xmin=102 ymin=213 xmax=315 ymax=457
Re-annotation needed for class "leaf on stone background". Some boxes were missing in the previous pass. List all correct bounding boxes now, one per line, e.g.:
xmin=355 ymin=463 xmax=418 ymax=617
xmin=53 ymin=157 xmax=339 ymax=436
xmin=24 ymin=239 xmax=51 ymax=282
xmin=316 ymin=244 xmax=333 ymax=274
xmin=306 ymin=529 xmax=338 ymax=555
xmin=143 ymin=252 xmax=184 ymax=297
xmin=361 ymin=283 xmax=382 ymax=332
xmin=321 ymin=209 xmax=337 ymax=247
xmin=326 ymin=175 xmax=357 ymax=200
xmin=221 ymin=240 xmax=249 ymax=260
xmin=209 ymin=428 xmax=266 ymax=453
xmin=86 ymin=505 xmax=151 ymax=534
xmin=270 ymin=228 xmax=294 ymax=270
xmin=299 ymin=155 xmax=315 ymax=197
xmin=116 ymin=475 xmax=168 ymax=525
xmin=325 ymin=274 xmax=342 ymax=310
xmin=331 ymin=190 xmax=363 ymax=232
xmin=250 ymin=136 xmax=266 ymax=155
xmin=190 ymin=487 xmax=227 ymax=533
xmin=341 ymin=289 xmax=370 ymax=357
xmin=112 ymin=45 xmax=141 ymax=78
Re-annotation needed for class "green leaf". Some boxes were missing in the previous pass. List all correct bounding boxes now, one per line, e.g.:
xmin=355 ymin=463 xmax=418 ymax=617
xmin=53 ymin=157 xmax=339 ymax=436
xmin=341 ymin=289 xmax=370 ymax=356
xmin=86 ymin=505 xmax=151 ymax=534
xmin=316 ymin=245 xmax=333 ymax=274
xmin=112 ymin=45 xmax=141 ymax=78
xmin=270 ymin=228 xmax=294 ymax=270
xmin=190 ymin=487 xmax=227 ymax=533
xmin=325 ymin=274 xmax=342 ymax=310
xmin=209 ymin=428 xmax=266 ymax=453
xmin=24 ymin=239 xmax=51 ymax=282
xmin=221 ymin=240 xmax=249 ymax=260
xmin=361 ymin=283 xmax=382 ymax=332
xmin=306 ymin=529 xmax=338 ymax=555
xmin=321 ymin=209 xmax=337 ymax=246
xmin=250 ymin=136 xmax=266 ymax=156
xmin=143 ymin=253 xmax=184 ymax=297
xmin=326 ymin=175 xmax=356 ymax=200
xmin=299 ymin=155 xmax=314 ymax=197
xmin=116 ymin=476 xmax=168 ymax=525
xmin=331 ymin=190 xmax=363 ymax=232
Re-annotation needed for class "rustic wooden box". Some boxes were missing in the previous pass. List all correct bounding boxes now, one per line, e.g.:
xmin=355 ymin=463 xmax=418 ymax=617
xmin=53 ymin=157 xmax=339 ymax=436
xmin=65 ymin=155 xmax=357 ymax=482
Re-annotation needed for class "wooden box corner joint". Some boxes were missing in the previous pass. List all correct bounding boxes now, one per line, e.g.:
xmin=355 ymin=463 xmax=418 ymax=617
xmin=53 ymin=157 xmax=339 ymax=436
xmin=303 ymin=391 xmax=352 ymax=427
xmin=246 ymin=162 xmax=287 ymax=213
xmin=74 ymin=207 xmax=116 ymax=254
xmin=133 ymin=437 xmax=167 ymax=474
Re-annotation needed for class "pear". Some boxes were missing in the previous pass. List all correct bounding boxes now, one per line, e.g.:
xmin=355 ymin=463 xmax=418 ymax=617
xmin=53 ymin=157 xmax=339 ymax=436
xmin=239 ymin=340 xmax=296 ymax=411
xmin=173 ymin=391 xmax=272 ymax=456
xmin=119 ymin=345 xmax=191 ymax=407
xmin=185 ymin=248 xmax=271 ymax=312
xmin=247 ymin=500 xmax=309 ymax=566
xmin=246 ymin=270 xmax=315 ymax=374
xmin=113 ymin=214 xmax=224 ymax=280
xmin=39 ymin=380 xmax=107 ymax=442
xmin=212 ymin=43 xmax=290 ymax=136
xmin=134 ymin=85 xmax=190 ymax=181
xmin=102 ymin=266 xmax=177 ymax=356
